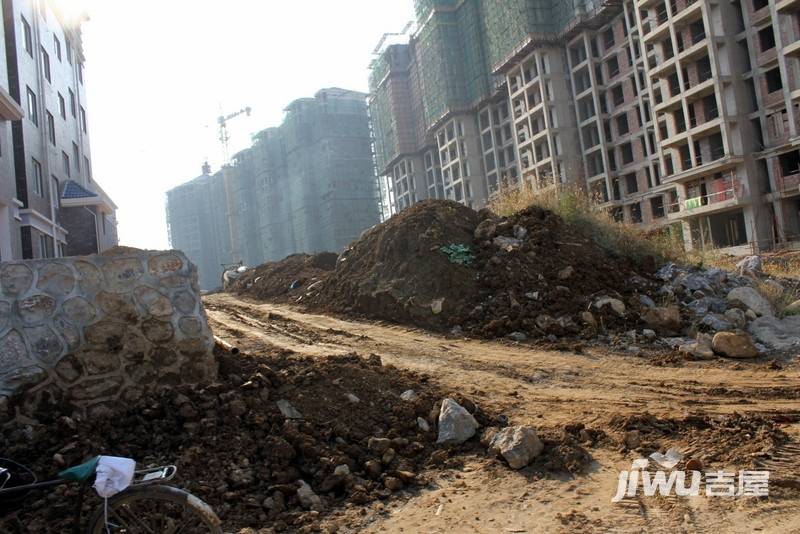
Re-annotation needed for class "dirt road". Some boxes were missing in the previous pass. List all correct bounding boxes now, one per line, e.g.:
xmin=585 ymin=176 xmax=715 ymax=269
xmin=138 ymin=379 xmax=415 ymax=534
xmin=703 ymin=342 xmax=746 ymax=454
xmin=205 ymin=294 xmax=800 ymax=534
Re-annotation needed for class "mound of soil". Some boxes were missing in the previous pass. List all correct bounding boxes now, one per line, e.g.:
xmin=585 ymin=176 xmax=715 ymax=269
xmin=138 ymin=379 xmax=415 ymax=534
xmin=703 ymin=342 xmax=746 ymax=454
xmin=313 ymin=200 xmax=481 ymax=329
xmin=0 ymin=348 xmax=495 ymax=533
xmin=231 ymin=252 xmax=338 ymax=302
xmin=233 ymin=200 xmax=662 ymax=339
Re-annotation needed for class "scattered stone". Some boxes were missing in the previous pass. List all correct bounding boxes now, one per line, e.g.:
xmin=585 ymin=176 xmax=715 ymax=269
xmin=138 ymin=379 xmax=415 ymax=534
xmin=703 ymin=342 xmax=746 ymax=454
xmin=735 ymin=255 xmax=762 ymax=276
xmin=493 ymin=236 xmax=522 ymax=251
xmin=487 ymin=426 xmax=544 ymax=469
xmin=642 ymin=306 xmax=681 ymax=334
xmin=642 ymin=329 xmax=656 ymax=341
xmin=417 ymin=417 xmax=430 ymax=432
xmin=745 ymin=309 xmax=758 ymax=321
xmin=727 ymin=287 xmax=773 ymax=317
xmin=724 ymin=308 xmax=747 ymax=329
xmin=345 ymin=393 xmax=360 ymax=403
xmin=333 ymin=465 xmax=350 ymax=476
xmin=624 ymin=430 xmax=641 ymax=449
xmin=436 ymin=398 xmax=479 ymax=445
xmin=400 ymin=389 xmax=418 ymax=402
xmin=639 ymin=295 xmax=656 ymax=308
xmin=382 ymin=448 xmax=396 ymax=464
xmin=594 ymin=297 xmax=625 ymax=316
xmin=712 ymin=331 xmax=758 ymax=359
xmin=557 ymin=266 xmax=574 ymax=280
xmin=679 ymin=333 xmax=715 ymax=360
xmin=785 ymin=300 xmax=800 ymax=316
xmin=685 ymin=458 xmax=703 ymax=471
xmin=681 ymin=274 xmax=713 ymax=293
xmin=384 ymin=477 xmax=403 ymax=492
xmin=701 ymin=313 xmax=734 ymax=332
xmin=748 ymin=315 xmax=800 ymax=350
xmin=296 ymin=480 xmax=322 ymax=510
xmin=508 ymin=331 xmax=527 ymax=342
xmin=368 ymin=437 xmax=392 ymax=454
xmin=276 ymin=399 xmax=303 ymax=419
xmin=430 ymin=298 xmax=444 ymax=315
xmin=364 ymin=460 xmax=382 ymax=478
xmin=474 ymin=220 xmax=497 ymax=241
xmin=580 ymin=311 xmax=597 ymax=328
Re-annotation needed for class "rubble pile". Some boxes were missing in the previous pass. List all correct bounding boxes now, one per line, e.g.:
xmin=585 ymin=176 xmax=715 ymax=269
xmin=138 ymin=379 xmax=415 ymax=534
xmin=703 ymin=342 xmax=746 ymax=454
xmin=609 ymin=412 xmax=790 ymax=470
xmin=233 ymin=200 xmax=800 ymax=356
xmin=231 ymin=252 xmax=337 ymax=302
xmin=0 ymin=349 xmax=500 ymax=533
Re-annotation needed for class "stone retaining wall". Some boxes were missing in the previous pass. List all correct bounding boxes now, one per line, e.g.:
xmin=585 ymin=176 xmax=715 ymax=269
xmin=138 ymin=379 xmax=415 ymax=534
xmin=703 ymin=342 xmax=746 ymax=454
xmin=0 ymin=248 xmax=216 ymax=420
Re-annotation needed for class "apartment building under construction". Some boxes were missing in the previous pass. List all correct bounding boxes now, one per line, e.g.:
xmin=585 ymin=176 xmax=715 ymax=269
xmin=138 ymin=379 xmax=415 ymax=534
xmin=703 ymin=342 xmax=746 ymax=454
xmin=370 ymin=0 xmax=800 ymax=253
xmin=166 ymin=88 xmax=381 ymax=289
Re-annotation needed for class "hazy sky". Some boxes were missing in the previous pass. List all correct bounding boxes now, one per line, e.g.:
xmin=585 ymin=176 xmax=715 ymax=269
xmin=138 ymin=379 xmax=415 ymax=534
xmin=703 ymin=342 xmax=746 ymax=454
xmin=73 ymin=0 xmax=415 ymax=250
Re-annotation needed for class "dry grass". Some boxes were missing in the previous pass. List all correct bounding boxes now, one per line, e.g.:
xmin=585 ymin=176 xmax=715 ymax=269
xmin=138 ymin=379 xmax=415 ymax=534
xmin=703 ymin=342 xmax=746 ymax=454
xmin=755 ymin=279 xmax=800 ymax=318
xmin=488 ymin=182 xmax=686 ymax=265
xmin=686 ymin=250 xmax=800 ymax=280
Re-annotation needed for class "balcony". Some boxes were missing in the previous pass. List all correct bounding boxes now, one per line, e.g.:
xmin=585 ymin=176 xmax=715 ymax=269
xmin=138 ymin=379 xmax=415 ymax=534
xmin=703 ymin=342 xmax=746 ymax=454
xmin=785 ymin=40 xmax=800 ymax=58
xmin=672 ymin=0 xmax=702 ymax=24
xmin=667 ymin=173 xmax=747 ymax=220
xmin=776 ymin=0 xmax=800 ymax=11
xmin=665 ymin=155 xmax=743 ymax=183
xmin=775 ymin=170 xmax=800 ymax=195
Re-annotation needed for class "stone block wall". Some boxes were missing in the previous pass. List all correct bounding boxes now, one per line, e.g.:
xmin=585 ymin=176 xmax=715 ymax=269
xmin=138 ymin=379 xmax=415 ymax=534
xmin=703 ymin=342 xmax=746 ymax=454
xmin=0 ymin=248 xmax=217 ymax=420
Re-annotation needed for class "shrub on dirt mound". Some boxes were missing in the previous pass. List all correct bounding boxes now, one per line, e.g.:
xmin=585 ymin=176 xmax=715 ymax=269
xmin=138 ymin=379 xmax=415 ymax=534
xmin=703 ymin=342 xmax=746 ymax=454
xmin=0 ymin=348 xmax=494 ymax=533
xmin=312 ymin=200 xmax=482 ymax=328
xmin=231 ymin=252 xmax=337 ymax=301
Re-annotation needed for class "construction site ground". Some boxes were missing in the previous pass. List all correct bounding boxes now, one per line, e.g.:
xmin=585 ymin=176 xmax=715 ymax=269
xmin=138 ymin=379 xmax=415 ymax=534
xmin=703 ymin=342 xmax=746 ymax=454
xmin=205 ymin=293 xmax=800 ymax=534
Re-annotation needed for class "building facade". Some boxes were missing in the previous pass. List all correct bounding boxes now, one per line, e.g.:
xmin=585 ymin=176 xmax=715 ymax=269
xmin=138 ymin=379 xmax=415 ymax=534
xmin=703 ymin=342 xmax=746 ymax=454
xmin=166 ymin=88 xmax=382 ymax=290
xmin=1 ymin=0 xmax=117 ymax=261
xmin=371 ymin=0 xmax=800 ymax=253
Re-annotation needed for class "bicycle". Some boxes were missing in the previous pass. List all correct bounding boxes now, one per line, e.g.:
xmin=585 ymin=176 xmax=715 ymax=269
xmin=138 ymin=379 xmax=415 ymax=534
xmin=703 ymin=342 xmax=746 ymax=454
xmin=0 ymin=456 xmax=222 ymax=533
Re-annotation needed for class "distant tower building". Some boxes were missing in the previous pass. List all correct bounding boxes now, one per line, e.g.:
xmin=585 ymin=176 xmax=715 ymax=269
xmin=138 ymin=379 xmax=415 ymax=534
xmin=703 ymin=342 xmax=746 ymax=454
xmin=167 ymin=88 xmax=381 ymax=290
xmin=166 ymin=164 xmax=232 ymax=290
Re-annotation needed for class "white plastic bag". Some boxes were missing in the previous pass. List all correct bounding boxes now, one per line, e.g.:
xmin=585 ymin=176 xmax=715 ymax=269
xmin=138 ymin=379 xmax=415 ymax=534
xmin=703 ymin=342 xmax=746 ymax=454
xmin=93 ymin=456 xmax=136 ymax=499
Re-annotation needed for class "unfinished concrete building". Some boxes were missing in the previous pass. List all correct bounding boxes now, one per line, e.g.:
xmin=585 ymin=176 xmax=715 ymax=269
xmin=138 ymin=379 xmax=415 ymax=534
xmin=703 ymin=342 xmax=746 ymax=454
xmin=370 ymin=0 xmax=800 ymax=253
xmin=167 ymin=88 xmax=381 ymax=289
xmin=165 ymin=163 xmax=232 ymax=290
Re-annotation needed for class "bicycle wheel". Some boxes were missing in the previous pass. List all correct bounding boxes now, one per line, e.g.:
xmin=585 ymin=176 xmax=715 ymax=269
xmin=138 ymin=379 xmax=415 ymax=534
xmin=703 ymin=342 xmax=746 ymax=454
xmin=86 ymin=484 xmax=222 ymax=534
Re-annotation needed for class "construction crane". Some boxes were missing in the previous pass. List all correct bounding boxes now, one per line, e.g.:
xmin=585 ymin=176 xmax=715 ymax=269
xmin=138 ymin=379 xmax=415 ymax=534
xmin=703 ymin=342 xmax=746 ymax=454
xmin=217 ymin=106 xmax=251 ymax=163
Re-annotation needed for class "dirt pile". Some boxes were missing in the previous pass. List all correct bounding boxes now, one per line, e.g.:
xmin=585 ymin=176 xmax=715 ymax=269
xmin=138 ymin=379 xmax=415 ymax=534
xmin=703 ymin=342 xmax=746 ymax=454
xmin=234 ymin=200 xmax=659 ymax=338
xmin=290 ymin=200 xmax=658 ymax=338
xmin=609 ymin=412 xmax=789 ymax=469
xmin=231 ymin=252 xmax=337 ymax=302
xmin=0 ymin=348 xmax=498 ymax=533
xmin=311 ymin=200 xmax=482 ymax=329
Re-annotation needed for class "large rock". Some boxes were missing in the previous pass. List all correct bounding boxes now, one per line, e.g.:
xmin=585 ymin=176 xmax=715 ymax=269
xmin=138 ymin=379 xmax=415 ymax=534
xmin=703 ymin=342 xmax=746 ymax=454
xmin=785 ymin=300 xmax=800 ymax=316
xmin=488 ymin=426 xmax=544 ymax=469
xmin=678 ymin=333 xmax=715 ymax=360
xmin=474 ymin=219 xmax=497 ymax=241
xmin=748 ymin=315 xmax=800 ymax=350
xmin=735 ymin=255 xmax=762 ymax=276
xmin=727 ymin=287 xmax=773 ymax=317
xmin=712 ymin=331 xmax=758 ymax=358
xmin=594 ymin=297 xmax=625 ymax=316
xmin=642 ymin=306 xmax=681 ymax=334
xmin=436 ymin=398 xmax=479 ymax=445
xmin=701 ymin=313 xmax=734 ymax=332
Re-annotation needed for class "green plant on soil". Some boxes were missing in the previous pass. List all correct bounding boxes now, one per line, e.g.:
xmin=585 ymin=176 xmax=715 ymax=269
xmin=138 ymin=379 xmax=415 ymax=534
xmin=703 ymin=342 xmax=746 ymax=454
xmin=440 ymin=243 xmax=475 ymax=266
